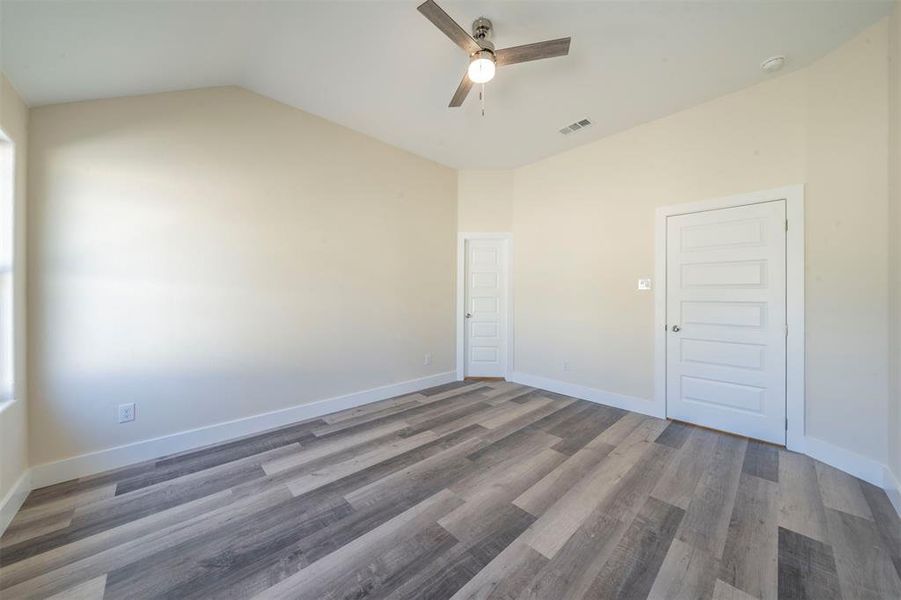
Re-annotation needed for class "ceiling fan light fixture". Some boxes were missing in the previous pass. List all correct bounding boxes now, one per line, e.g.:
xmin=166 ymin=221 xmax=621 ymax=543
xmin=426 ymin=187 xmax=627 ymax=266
xmin=416 ymin=0 xmax=571 ymax=107
xmin=468 ymin=51 xmax=496 ymax=83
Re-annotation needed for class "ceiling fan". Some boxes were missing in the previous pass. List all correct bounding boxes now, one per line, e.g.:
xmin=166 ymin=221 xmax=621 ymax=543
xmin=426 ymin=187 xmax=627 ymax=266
xmin=417 ymin=0 xmax=572 ymax=108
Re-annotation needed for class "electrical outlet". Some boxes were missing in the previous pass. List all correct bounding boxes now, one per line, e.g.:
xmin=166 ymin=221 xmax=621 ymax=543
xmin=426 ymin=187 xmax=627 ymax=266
xmin=638 ymin=278 xmax=652 ymax=291
xmin=423 ymin=353 xmax=432 ymax=366
xmin=118 ymin=403 xmax=135 ymax=423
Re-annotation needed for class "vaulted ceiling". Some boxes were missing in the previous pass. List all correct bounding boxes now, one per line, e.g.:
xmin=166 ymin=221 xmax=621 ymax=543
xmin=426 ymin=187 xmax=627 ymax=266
xmin=1 ymin=1 xmax=893 ymax=168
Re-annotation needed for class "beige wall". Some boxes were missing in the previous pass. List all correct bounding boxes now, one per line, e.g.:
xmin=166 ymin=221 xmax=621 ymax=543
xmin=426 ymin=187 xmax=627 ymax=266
xmin=513 ymin=65 xmax=808 ymax=411
xmin=0 ymin=73 xmax=29 ymax=502
xmin=457 ymin=170 xmax=513 ymax=232
xmin=19 ymin=16 xmax=901 ymax=483
xmin=27 ymin=87 xmax=457 ymax=466
xmin=804 ymin=21 xmax=890 ymax=460
xmin=463 ymin=21 xmax=893 ymax=466
xmin=890 ymin=1 xmax=901 ymax=485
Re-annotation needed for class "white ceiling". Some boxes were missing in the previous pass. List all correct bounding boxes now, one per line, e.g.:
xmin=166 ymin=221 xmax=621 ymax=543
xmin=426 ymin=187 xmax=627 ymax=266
xmin=1 ymin=1 xmax=893 ymax=169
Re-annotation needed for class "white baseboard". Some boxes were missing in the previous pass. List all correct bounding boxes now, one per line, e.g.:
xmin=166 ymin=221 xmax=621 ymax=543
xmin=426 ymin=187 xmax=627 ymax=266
xmin=509 ymin=371 xmax=664 ymax=419
xmin=29 ymin=371 xmax=456 ymax=489
xmin=803 ymin=435 xmax=888 ymax=488
xmin=883 ymin=466 xmax=901 ymax=518
xmin=511 ymin=371 xmax=899 ymax=517
xmin=0 ymin=469 xmax=32 ymax=537
xmin=16 ymin=368 xmax=901 ymax=522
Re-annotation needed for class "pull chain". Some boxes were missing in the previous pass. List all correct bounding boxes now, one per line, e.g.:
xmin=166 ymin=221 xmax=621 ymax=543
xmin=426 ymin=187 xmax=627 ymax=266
xmin=480 ymin=83 xmax=486 ymax=117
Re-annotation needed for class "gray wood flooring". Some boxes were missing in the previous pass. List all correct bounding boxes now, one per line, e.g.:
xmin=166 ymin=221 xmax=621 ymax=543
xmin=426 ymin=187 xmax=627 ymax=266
xmin=1 ymin=381 xmax=899 ymax=599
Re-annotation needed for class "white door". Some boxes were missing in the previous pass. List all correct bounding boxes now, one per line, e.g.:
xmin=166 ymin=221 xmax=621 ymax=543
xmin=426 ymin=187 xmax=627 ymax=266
xmin=464 ymin=239 xmax=507 ymax=377
xmin=666 ymin=200 xmax=787 ymax=444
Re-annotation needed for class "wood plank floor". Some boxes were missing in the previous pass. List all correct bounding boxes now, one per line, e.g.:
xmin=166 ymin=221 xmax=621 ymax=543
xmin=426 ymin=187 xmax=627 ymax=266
xmin=1 ymin=381 xmax=899 ymax=599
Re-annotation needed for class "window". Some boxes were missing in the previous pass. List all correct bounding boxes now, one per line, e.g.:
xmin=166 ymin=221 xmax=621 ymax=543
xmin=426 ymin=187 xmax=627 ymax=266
xmin=0 ymin=134 xmax=13 ymax=404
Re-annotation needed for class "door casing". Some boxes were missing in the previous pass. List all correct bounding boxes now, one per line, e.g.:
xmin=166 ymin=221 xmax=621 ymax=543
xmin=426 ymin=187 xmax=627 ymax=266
xmin=654 ymin=185 xmax=805 ymax=451
xmin=456 ymin=233 xmax=513 ymax=381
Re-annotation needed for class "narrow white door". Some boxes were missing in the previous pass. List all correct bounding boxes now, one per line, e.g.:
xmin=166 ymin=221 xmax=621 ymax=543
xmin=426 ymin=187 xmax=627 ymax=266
xmin=464 ymin=239 xmax=507 ymax=377
xmin=666 ymin=200 xmax=787 ymax=444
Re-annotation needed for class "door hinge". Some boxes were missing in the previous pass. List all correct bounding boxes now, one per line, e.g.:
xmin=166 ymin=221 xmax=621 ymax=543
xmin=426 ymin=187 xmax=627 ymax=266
xmin=786 ymin=418 xmax=789 ymax=430
xmin=785 ymin=324 xmax=788 ymax=338
xmin=785 ymin=219 xmax=789 ymax=232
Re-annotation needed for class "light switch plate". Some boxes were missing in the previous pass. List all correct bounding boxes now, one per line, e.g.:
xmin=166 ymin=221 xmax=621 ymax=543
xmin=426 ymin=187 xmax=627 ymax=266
xmin=638 ymin=278 xmax=652 ymax=291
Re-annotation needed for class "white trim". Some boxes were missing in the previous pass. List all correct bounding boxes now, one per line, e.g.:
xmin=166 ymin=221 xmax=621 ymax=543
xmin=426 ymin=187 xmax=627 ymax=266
xmin=0 ymin=131 xmax=17 ymax=406
xmin=0 ymin=468 xmax=31 ymax=536
xmin=29 ymin=371 xmax=455 ymax=488
xmin=784 ymin=191 xmax=806 ymax=452
xmin=456 ymin=232 xmax=514 ymax=380
xmin=883 ymin=466 xmax=901 ymax=518
xmin=509 ymin=371 xmax=663 ymax=418
xmin=654 ymin=184 xmax=806 ymax=451
xmin=11 ymin=366 xmax=901 ymax=521
xmin=804 ymin=437 xmax=900 ymax=518
xmin=803 ymin=435 xmax=887 ymax=488
xmin=0 ymin=397 xmax=15 ymax=415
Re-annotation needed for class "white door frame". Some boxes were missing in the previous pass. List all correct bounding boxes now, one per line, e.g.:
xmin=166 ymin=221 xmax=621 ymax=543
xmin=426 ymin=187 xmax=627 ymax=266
xmin=456 ymin=233 xmax=514 ymax=380
xmin=654 ymin=185 xmax=805 ymax=451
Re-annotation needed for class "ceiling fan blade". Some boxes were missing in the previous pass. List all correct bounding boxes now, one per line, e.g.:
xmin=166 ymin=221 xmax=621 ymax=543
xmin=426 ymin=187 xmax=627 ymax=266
xmin=495 ymin=37 xmax=571 ymax=66
xmin=417 ymin=0 xmax=482 ymax=55
xmin=449 ymin=72 xmax=473 ymax=107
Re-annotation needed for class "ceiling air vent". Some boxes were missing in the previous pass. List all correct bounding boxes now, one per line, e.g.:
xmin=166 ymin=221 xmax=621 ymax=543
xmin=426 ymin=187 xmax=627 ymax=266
xmin=559 ymin=118 xmax=592 ymax=135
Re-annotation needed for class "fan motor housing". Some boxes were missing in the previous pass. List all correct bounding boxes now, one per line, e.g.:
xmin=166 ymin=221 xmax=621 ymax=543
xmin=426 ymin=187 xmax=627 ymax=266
xmin=472 ymin=17 xmax=495 ymax=51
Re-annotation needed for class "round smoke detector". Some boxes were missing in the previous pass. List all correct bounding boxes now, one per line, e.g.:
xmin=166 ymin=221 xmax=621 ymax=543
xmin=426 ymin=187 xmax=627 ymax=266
xmin=761 ymin=56 xmax=786 ymax=73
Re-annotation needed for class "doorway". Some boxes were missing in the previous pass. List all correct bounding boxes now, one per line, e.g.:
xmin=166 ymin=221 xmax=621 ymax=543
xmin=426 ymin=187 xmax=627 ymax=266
xmin=654 ymin=186 xmax=805 ymax=449
xmin=456 ymin=233 xmax=512 ymax=380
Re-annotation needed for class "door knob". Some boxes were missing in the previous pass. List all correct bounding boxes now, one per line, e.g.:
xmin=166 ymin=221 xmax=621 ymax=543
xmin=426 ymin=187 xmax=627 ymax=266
xmin=465 ymin=313 xmax=472 ymax=319
xmin=671 ymin=325 xmax=681 ymax=332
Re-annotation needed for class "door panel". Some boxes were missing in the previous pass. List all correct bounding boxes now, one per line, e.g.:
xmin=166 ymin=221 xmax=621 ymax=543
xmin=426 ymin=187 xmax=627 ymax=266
xmin=680 ymin=338 xmax=765 ymax=370
xmin=666 ymin=201 xmax=786 ymax=444
xmin=465 ymin=239 xmax=506 ymax=377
